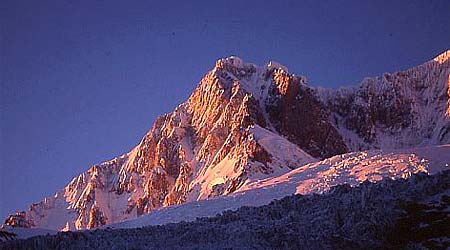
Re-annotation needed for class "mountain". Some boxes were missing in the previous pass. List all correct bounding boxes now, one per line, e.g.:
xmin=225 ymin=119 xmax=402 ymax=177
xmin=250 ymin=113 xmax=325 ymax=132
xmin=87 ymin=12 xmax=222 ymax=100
xmin=3 ymin=51 xmax=449 ymax=231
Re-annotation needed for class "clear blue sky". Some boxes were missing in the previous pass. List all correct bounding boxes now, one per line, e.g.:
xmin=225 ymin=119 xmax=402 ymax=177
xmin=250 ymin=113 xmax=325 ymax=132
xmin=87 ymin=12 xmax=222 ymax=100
xmin=1 ymin=0 xmax=448 ymax=219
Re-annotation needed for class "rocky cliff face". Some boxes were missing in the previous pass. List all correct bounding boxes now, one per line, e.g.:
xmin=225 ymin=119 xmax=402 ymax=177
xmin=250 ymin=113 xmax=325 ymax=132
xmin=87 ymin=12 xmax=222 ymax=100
xmin=265 ymin=69 xmax=348 ymax=158
xmin=4 ymin=51 xmax=449 ymax=231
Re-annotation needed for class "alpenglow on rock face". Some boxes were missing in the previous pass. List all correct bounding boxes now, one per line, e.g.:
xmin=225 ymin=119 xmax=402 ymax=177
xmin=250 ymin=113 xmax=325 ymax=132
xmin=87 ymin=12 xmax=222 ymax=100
xmin=4 ymin=51 xmax=449 ymax=231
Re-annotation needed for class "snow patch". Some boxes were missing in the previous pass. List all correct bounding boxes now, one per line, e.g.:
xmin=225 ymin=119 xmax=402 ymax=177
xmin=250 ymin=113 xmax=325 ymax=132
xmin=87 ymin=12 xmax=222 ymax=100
xmin=267 ymin=61 xmax=288 ymax=73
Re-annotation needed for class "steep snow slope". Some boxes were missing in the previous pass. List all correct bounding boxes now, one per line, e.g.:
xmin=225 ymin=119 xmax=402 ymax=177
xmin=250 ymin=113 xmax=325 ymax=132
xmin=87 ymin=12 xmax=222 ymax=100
xmin=4 ymin=51 xmax=449 ymax=231
xmin=112 ymin=145 xmax=450 ymax=229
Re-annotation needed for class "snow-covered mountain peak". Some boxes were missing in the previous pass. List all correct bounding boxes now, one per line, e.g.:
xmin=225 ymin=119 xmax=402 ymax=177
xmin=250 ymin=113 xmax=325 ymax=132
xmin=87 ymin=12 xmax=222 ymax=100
xmin=214 ymin=56 xmax=289 ymax=73
xmin=215 ymin=56 xmax=245 ymax=69
xmin=209 ymin=56 xmax=306 ymax=103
